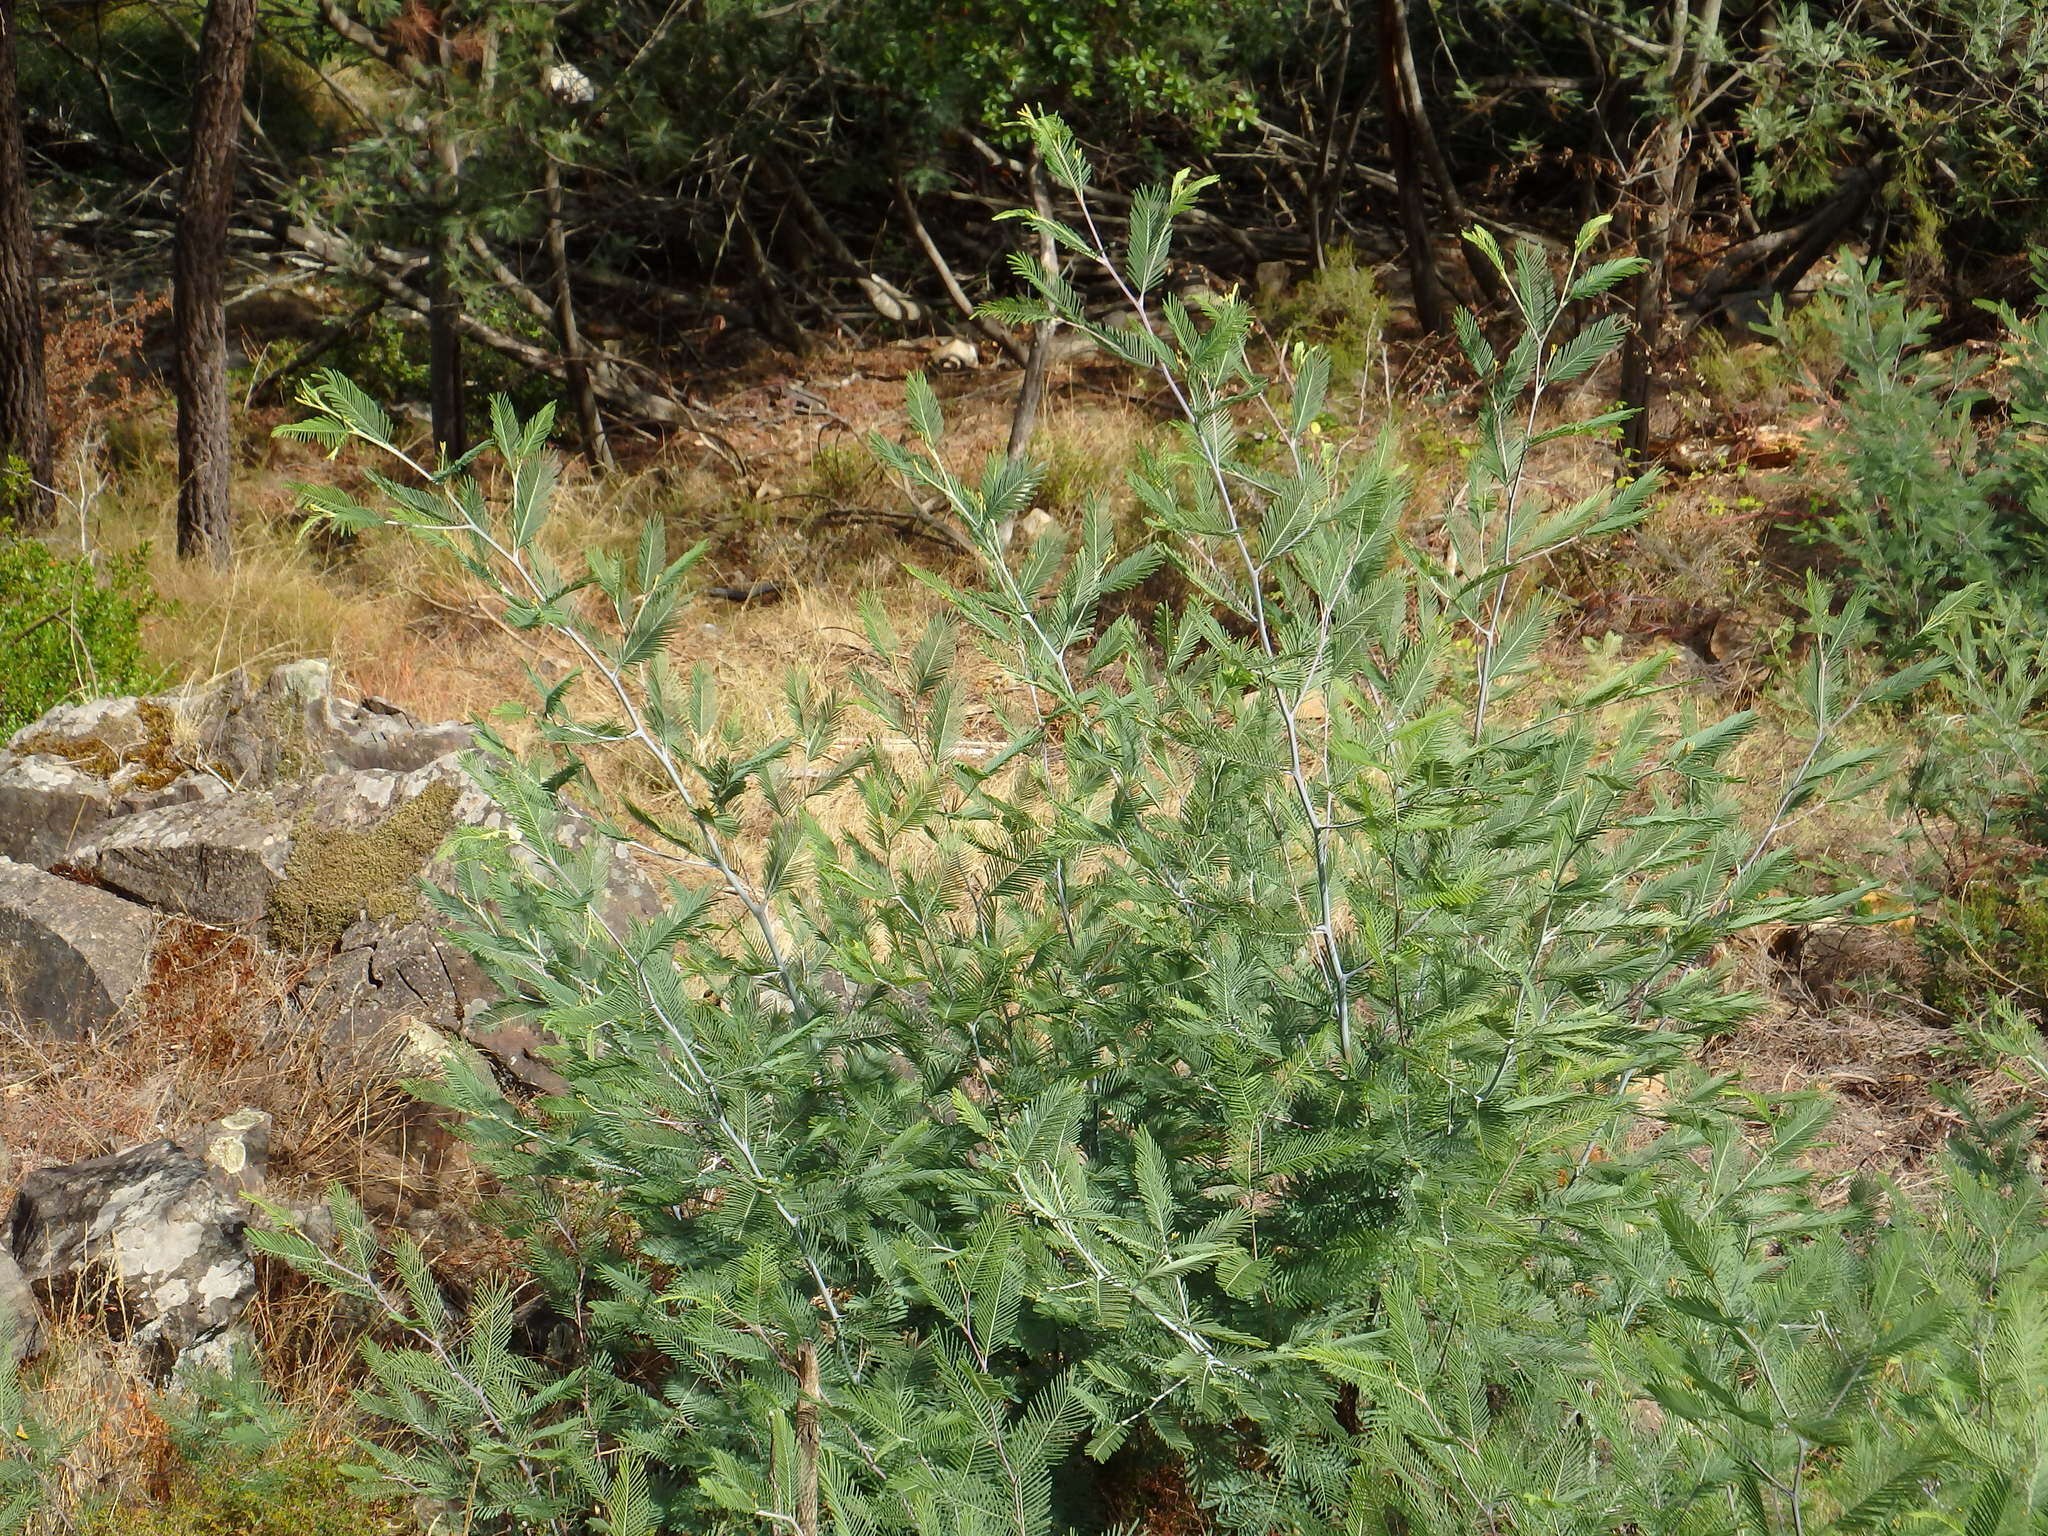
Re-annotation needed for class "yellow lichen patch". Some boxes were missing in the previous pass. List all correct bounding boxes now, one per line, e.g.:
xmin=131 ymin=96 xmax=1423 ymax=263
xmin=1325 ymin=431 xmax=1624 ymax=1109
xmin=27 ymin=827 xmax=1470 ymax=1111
xmin=16 ymin=700 xmax=219 ymax=791
xmin=264 ymin=692 xmax=319 ymax=784
xmin=266 ymin=780 xmax=460 ymax=950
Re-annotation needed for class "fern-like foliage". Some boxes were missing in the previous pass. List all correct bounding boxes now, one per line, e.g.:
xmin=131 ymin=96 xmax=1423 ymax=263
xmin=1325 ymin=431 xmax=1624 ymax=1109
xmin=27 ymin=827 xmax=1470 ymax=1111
xmin=254 ymin=115 xmax=2047 ymax=1536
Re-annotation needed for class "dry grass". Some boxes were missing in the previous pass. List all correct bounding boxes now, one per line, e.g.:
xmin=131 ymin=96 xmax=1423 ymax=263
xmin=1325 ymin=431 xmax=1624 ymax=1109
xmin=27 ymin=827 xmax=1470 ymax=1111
xmin=1 ymin=919 xmax=421 ymax=1193
xmin=0 ymin=907 xmax=507 ymax=1526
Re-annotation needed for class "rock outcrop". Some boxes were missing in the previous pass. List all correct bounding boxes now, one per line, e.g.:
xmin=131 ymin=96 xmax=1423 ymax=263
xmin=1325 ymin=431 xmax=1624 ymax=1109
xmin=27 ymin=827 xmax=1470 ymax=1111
xmin=0 ymin=1136 xmax=41 ymax=1363
xmin=0 ymin=1245 xmax=38 ymax=1363
xmin=0 ymin=661 xmax=647 ymax=1084
xmin=74 ymin=793 xmax=295 ymax=926
xmin=0 ymin=858 xmax=157 ymax=1039
xmin=9 ymin=1109 xmax=272 ymax=1377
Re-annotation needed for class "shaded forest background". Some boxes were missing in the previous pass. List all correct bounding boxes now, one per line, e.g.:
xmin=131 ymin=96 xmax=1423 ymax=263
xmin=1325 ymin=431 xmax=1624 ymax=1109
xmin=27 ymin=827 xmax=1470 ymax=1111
xmin=5 ymin=0 xmax=2044 ymax=519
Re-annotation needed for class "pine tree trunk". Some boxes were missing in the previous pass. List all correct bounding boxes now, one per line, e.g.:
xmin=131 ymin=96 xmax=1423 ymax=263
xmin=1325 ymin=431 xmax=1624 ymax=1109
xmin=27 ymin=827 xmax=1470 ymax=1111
xmin=1379 ymin=0 xmax=1445 ymax=333
xmin=1002 ymin=150 xmax=1060 ymax=534
xmin=428 ymin=231 xmax=466 ymax=459
xmin=544 ymin=155 xmax=611 ymax=470
xmin=428 ymin=129 xmax=466 ymax=460
xmin=1394 ymin=21 xmax=1505 ymax=308
xmin=0 ymin=0 xmax=53 ymax=529
xmin=1308 ymin=4 xmax=1355 ymax=266
xmin=173 ymin=0 xmax=258 ymax=566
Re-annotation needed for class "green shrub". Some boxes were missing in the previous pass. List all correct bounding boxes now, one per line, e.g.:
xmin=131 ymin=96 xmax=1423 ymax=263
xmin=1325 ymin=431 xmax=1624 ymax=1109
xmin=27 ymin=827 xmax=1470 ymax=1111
xmin=1890 ymin=591 xmax=2048 ymax=1010
xmin=0 ymin=534 xmax=161 ymax=735
xmin=0 ymin=1345 xmax=68 ymax=1535
xmin=1769 ymin=256 xmax=2048 ymax=645
xmin=257 ymin=118 xmax=2042 ymax=1536
xmin=1785 ymin=264 xmax=2048 ymax=1011
xmin=1269 ymin=244 xmax=1389 ymax=386
xmin=322 ymin=312 xmax=431 ymax=414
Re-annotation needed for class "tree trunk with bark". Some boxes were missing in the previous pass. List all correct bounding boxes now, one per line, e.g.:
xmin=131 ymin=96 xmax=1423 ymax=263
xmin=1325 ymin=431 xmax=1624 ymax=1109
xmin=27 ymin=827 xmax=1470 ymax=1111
xmin=427 ymin=131 xmax=467 ymax=460
xmin=1620 ymin=0 xmax=1721 ymax=465
xmin=1379 ymin=0 xmax=1446 ymax=333
xmin=1308 ymin=0 xmax=1355 ymax=266
xmin=0 ymin=0 xmax=52 ymax=528
xmin=173 ymin=0 xmax=258 ymax=566
xmin=1394 ymin=21 xmax=1506 ymax=308
xmin=543 ymin=155 xmax=611 ymax=469
xmin=1004 ymin=151 xmax=1060 ymax=474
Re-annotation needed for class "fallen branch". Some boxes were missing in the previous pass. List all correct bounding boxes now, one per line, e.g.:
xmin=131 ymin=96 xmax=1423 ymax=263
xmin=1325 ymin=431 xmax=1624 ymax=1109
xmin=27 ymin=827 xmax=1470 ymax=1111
xmin=770 ymin=158 xmax=926 ymax=324
xmin=812 ymin=502 xmax=972 ymax=556
xmin=1681 ymin=162 xmax=1886 ymax=329
xmin=282 ymin=219 xmax=699 ymax=425
xmin=706 ymin=580 xmax=786 ymax=603
xmin=893 ymin=170 xmax=1029 ymax=365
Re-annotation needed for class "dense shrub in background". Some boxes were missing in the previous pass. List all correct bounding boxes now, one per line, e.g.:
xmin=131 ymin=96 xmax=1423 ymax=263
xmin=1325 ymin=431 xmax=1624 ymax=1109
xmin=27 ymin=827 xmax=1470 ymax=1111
xmin=0 ymin=533 xmax=159 ymax=734
xmin=257 ymin=121 xmax=2048 ymax=1535
xmin=1784 ymin=259 xmax=2048 ymax=1013
xmin=1776 ymin=258 xmax=2048 ymax=645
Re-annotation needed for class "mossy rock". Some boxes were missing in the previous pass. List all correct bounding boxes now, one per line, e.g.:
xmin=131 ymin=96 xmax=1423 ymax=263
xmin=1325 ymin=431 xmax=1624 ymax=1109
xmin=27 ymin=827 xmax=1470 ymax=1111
xmin=266 ymin=780 xmax=459 ymax=950
xmin=15 ymin=700 xmax=222 ymax=792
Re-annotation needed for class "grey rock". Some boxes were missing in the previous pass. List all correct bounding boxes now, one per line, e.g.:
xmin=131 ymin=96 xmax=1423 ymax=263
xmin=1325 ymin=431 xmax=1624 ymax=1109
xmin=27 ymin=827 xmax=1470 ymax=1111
xmin=0 ymin=857 xmax=157 ymax=1039
xmin=294 ymin=917 xmax=573 ymax=1095
xmin=9 ymin=1111 xmax=269 ymax=1377
xmin=0 ymin=663 xmax=476 ymax=843
xmin=0 ymin=753 xmax=115 ymax=867
xmin=269 ymin=661 xmax=475 ymax=775
xmin=112 ymin=771 xmax=227 ymax=820
xmin=187 ymin=1107 xmax=271 ymax=1197
xmin=0 ymin=1246 xmax=40 ymax=1362
xmin=264 ymin=760 xmax=479 ymax=948
xmin=297 ymin=755 xmax=495 ymax=838
xmin=72 ymin=793 xmax=292 ymax=925
xmin=5 ymin=695 xmax=153 ymax=759
xmin=0 ymin=1137 xmax=31 ymax=1359
xmin=0 ymin=754 xmax=227 ymax=872
xmin=299 ymin=916 xmax=484 ymax=1045
xmin=292 ymin=754 xmax=657 ymax=936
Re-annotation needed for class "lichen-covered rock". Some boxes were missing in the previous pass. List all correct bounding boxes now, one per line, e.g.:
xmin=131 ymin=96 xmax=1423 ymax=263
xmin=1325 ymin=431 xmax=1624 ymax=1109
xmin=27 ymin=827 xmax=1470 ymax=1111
xmin=72 ymin=793 xmax=292 ymax=925
xmin=9 ymin=1110 xmax=269 ymax=1377
xmin=0 ymin=1132 xmax=42 ymax=1360
xmin=0 ymin=752 xmax=115 ymax=867
xmin=0 ymin=753 xmax=230 ymax=870
xmin=0 ymin=1246 xmax=40 ymax=1362
xmin=6 ymin=695 xmax=156 ymax=761
xmin=189 ymin=1106 xmax=271 ymax=1196
xmin=0 ymin=662 xmax=476 ymax=822
xmin=3 ymin=668 xmax=653 ymax=1092
xmin=295 ymin=755 xmax=494 ymax=835
xmin=269 ymin=660 xmax=475 ymax=775
xmin=273 ymin=754 xmax=657 ymax=946
xmin=0 ymin=857 xmax=157 ymax=1038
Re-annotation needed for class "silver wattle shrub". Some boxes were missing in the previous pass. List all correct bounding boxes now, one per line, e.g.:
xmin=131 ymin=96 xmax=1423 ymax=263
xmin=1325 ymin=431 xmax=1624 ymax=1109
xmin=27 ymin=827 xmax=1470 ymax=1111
xmin=252 ymin=115 xmax=2045 ymax=1536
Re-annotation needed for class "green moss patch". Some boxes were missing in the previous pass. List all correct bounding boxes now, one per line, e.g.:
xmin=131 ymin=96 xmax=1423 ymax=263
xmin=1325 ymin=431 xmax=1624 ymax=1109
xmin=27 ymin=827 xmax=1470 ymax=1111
xmin=267 ymin=779 xmax=459 ymax=949
xmin=17 ymin=700 xmax=221 ymax=791
xmin=73 ymin=1438 xmax=408 ymax=1536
